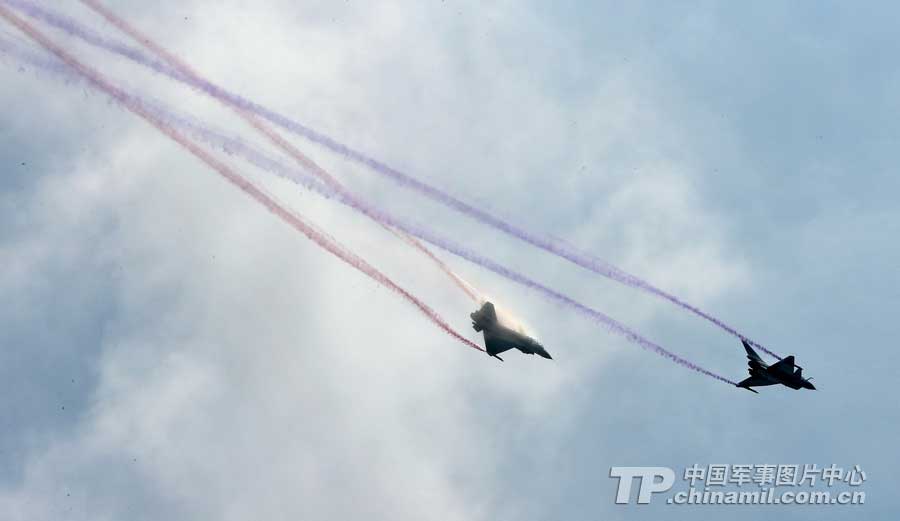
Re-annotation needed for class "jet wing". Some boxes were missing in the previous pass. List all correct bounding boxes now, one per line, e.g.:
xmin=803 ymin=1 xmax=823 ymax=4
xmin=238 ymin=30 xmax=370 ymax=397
xmin=768 ymin=355 xmax=795 ymax=374
xmin=737 ymin=375 xmax=774 ymax=391
xmin=742 ymin=340 xmax=768 ymax=373
xmin=742 ymin=340 xmax=764 ymax=363
xmin=484 ymin=335 xmax=514 ymax=357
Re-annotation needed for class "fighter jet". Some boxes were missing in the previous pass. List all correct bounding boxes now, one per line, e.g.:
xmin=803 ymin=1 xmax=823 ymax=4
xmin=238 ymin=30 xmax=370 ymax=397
xmin=736 ymin=340 xmax=815 ymax=393
xmin=470 ymin=301 xmax=552 ymax=361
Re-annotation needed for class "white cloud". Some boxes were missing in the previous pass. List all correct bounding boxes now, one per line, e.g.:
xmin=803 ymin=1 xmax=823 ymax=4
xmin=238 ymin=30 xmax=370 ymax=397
xmin=0 ymin=1 xmax=751 ymax=519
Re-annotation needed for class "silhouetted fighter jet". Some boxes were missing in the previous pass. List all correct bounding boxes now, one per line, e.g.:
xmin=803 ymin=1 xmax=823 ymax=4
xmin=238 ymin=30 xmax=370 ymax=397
xmin=736 ymin=340 xmax=815 ymax=393
xmin=470 ymin=302 xmax=552 ymax=361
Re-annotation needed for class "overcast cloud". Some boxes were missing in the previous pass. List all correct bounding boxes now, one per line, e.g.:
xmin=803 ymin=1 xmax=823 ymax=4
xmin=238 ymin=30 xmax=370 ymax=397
xmin=1 ymin=1 xmax=898 ymax=520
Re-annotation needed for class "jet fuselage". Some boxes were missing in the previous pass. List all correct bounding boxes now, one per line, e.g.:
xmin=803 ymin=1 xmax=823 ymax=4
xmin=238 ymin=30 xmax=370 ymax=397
xmin=471 ymin=302 xmax=552 ymax=360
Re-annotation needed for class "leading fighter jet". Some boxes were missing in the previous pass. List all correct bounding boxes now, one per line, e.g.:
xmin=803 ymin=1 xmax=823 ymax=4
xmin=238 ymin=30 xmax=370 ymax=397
xmin=470 ymin=301 xmax=552 ymax=361
xmin=736 ymin=340 xmax=815 ymax=393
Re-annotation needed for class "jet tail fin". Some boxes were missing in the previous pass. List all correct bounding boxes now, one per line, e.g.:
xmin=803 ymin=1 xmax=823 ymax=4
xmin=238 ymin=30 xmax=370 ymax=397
xmin=736 ymin=384 xmax=759 ymax=394
xmin=470 ymin=301 xmax=498 ymax=331
xmin=478 ymin=302 xmax=498 ymax=323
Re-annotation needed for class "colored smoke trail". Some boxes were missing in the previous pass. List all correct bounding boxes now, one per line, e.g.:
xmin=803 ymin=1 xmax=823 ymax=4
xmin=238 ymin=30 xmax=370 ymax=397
xmin=5 ymin=0 xmax=778 ymax=359
xmin=181 ymin=115 xmax=737 ymax=383
xmin=69 ymin=0 xmax=478 ymax=305
xmin=392 ymin=228 xmax=481 ymax=302
xmin=0 ymin=41 xmax=735 ymax=385
xmin=0 ymin=6 xmax=485 ymax=356
xmin=334 ymin=197 xmax=740 ymax=384
xmin=172 ymin=105 xmax=735 ymax=384
xmin=238 ymin=115 xmax=483 ymax=303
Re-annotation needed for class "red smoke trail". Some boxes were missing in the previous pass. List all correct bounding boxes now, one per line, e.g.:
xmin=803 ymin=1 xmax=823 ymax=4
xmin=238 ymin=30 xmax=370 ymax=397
xmin=0 ymin=5 xmax=484 ymax=354
xmin=78 ymin=0 xmax=481 ymax=305
xmin=0 ymin=43 xmax=738 ymax=384
xmin=35 ymin=0 xmax=775 ymax=359
xmin=393 ymin=230 xmax=480 ymax=301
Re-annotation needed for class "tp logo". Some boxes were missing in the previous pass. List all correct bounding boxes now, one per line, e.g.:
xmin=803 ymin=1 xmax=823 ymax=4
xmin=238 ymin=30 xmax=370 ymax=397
xmin=609 ymin=467 xmax=675 ymax=504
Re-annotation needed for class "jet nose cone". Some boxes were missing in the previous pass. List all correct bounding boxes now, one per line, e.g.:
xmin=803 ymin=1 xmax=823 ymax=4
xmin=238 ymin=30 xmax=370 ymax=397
xmin=539 ymin=350 xmax=552 ymax=360
xmin=805 ymin=381 xmax=816 ymax=390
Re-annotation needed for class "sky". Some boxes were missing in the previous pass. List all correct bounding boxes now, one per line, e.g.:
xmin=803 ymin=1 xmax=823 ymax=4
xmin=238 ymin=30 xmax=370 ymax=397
xmin=1 ymin=1 xmax=898 ymax=519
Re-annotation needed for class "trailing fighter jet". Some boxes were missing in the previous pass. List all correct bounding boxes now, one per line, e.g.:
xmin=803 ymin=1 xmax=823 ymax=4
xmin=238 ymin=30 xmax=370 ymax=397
xmin=736 ymin=340 xmax=815 ymax=393
xmin=470 ymin=301 xmax=552 ymax=361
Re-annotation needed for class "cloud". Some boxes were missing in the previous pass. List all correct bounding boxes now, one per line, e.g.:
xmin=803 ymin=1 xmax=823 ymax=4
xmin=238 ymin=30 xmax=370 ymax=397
xmin=7 ymin=2 xmax=892 ymax=520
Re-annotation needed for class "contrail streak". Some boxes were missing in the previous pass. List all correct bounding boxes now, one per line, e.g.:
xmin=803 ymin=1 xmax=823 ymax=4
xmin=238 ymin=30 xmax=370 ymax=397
xmin=0 ymin=5 xmax=485 ymax=356
xmin=0 ymin=39 xmax=736 ymax=385
xmin=4 ymin=0 xmax=778 ymax=359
